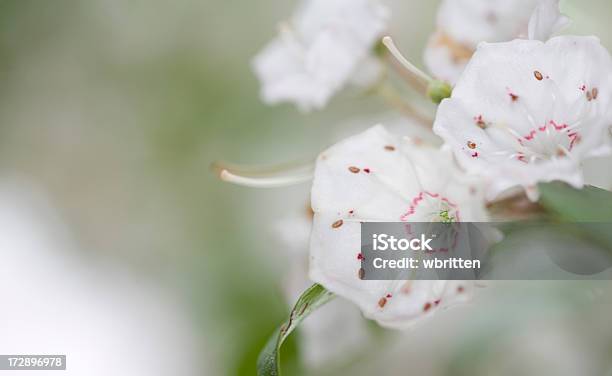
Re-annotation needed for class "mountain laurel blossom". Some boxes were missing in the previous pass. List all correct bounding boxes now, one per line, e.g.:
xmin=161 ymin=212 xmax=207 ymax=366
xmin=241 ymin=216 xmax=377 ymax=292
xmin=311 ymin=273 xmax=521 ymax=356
xmin=230 ymin=0 xmax=612 ymax=338
xmin=424 ymin=0 xmax=568 ymax=84
xmin=309 ymin=125 xmax=488 ymax=329
xmin=434 ymin=36 xmax=612 ymax=200
xmin=252 ymin=0 xmax=389 ymax=111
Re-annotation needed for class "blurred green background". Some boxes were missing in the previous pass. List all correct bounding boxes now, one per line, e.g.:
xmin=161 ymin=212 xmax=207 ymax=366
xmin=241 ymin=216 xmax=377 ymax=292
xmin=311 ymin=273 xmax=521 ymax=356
xmin=1 ymin=1 xmax=612 ymax=375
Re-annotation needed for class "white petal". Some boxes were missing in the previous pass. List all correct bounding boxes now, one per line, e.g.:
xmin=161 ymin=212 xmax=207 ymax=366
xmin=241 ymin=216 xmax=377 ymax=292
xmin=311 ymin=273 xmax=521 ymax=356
xmin=311 ymin=125 xmax=420 ymax=219
xmin=252 ymin=37 xmax=331 ymax=111
xmin=527 ymin=0 xmax=570 ymax=41
xmin=424 ymin=31 xmax=472 ymax=85
xmin=437 ymin=0 xmax=543 ymax=46
xmin=425 ymin=0 xmax=565 ymax=83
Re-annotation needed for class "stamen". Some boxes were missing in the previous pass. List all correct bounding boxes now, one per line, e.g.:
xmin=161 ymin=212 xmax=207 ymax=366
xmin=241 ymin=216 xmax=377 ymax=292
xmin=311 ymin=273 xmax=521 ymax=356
xmin=382 ymin=36 xmax=432 ymax=88
xmin=378 ymin=297 xmax=387 ymax=308
xmin=358 ymin=268 xmax=365 ymax=279
xmin=534 ymin=70 xmax=544 ymax=81
xmin=212 ymin=160 xmax=314 ymax=188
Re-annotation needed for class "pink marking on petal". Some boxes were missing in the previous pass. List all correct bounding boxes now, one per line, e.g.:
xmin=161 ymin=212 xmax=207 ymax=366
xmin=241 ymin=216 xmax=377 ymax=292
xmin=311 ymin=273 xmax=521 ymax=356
xmin=518 ymin=120 xmax=579 ymax=156
xmin=474 ymin=115 xmax=487 ymax=129
xmin=440 ymin=197 xmax=457 ymax=208
xmin=550 ymin=120 xmax=567 ymax=131
xmin=401 ymin=192 xmax=461 ymax=221
xmin=506 ymin=87 xmax=519 ymax=102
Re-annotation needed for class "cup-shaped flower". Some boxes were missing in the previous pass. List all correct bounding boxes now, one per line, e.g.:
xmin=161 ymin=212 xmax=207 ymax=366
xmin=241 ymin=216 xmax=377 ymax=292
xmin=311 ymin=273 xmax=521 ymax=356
xmin=309 ymin=125 xmax=488 ymax=329
xmin=252 ymin=0 xmax=389 ymax=111
xmin=433 ymin=36 xmax=612 ymax=201
xmin=425 ymin=0 xmax=568 ymax=84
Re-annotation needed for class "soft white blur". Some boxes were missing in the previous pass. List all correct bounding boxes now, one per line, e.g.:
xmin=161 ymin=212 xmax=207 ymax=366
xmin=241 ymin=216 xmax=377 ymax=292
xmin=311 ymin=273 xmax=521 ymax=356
xmin=0 ymin=180 xmax=205 ymax=375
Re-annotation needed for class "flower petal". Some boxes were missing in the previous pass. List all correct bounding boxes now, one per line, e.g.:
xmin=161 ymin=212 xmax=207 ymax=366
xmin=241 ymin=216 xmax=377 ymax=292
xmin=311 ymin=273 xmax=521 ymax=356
xmin=309 ymin=125 xmax=487 ymax=328
xmin=527 ymin=0 xmax=570 ymax=41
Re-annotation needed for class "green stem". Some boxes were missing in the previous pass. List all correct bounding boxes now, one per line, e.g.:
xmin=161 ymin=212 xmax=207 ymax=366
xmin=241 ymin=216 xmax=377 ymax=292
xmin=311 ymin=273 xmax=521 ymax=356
xmin=381 ymin=36 xmax=452 ymax=104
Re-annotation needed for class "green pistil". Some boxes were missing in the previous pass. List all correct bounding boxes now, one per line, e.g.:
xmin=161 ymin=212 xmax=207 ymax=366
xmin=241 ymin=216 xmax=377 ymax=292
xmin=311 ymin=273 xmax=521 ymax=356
xmin=427 ymin=80 xmax=452 ymax=104
xmin=439 ymin=209 xmax=455 ymax=223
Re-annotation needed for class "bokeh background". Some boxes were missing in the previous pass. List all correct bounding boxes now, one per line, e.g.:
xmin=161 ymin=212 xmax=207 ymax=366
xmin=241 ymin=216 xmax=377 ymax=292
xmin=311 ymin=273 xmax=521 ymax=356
xmin=1 ymin=0 xmax=612 ymax=375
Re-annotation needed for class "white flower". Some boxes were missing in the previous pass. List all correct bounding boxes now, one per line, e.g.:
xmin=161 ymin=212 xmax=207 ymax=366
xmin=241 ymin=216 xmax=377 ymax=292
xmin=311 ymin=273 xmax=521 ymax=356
xmin=309 ymin=125 xmax=488 ymax=329
xmin=252 ymin=0 xmax=389 ymax=111
xmin=424 ymin=0 xmax=569 ymax=84
xmin=433 ymin=36 xmax=612 ymax=201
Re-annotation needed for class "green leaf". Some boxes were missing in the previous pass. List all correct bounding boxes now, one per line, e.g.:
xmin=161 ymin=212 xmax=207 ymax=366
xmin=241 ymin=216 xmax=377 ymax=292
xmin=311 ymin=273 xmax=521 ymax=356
xmin=257 ymin=284 xmax=334 ymax=376
xmin=538 ymin=182 xmax=612 ymax=221
xmin=538 ymin=182 xmax=612 ymax=251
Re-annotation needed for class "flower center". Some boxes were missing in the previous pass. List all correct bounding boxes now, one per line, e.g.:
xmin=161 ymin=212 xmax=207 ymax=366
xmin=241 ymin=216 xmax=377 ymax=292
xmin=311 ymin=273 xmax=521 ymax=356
xmin=476 ymin=118 xmax=582 ymax=165
xmin=400 ymin=191 xmax=460 ymax=222
xmin=512 ymin=120 xmax=580 ymax=163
